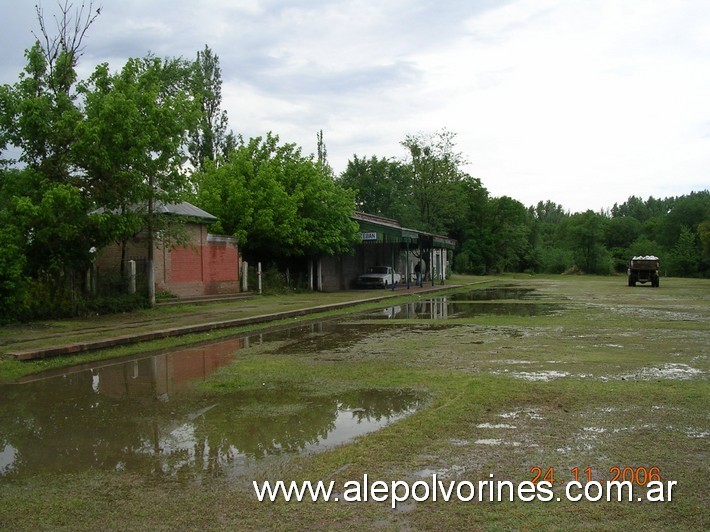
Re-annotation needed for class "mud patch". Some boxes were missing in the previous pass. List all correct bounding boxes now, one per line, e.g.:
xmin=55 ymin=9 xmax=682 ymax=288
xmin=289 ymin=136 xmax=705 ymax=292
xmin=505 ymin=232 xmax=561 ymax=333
xmin=492 ymin=369 xmax=570 ymax=381
xmin=618 ymin=363 xmax=703 ymax=381
xmin=498 ymin=409 xmax=545 ymax=420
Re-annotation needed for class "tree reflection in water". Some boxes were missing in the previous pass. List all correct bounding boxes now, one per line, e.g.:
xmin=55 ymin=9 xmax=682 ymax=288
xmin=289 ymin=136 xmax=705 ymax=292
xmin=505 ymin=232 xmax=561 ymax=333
xmin=0 ymin=341 xmax=422 ymax=482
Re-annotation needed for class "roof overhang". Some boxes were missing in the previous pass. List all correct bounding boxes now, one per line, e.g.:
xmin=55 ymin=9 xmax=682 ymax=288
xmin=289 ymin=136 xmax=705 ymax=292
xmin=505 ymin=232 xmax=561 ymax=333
xmin=352 ymin=212 xmax=456 ymax=249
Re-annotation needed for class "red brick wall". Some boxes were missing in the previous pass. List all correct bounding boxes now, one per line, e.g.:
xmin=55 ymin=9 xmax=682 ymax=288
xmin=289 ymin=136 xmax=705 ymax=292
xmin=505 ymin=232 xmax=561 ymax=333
xmin=95 ymin=222 xmax=240 ymax=298
xmin=170 ymin=246 xmax=203 ymax=282
xmin=205 ymin=242 xmax=238 ymax=282
xmin=167 ymin=235 xmax=239 ymax=296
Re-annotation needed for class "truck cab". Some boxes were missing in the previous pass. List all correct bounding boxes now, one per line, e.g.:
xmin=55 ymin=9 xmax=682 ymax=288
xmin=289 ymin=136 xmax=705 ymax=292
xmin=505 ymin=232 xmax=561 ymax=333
xmin=628 ymin=256 xmax=660 ymax=287
xmin=357 ymin=266 xmax=401 ymax=289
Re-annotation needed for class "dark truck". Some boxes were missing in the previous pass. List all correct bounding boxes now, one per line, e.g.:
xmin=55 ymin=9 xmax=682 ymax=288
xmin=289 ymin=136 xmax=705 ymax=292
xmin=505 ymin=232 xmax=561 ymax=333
xmin=627 ymin=256 xmax=660 ymax=287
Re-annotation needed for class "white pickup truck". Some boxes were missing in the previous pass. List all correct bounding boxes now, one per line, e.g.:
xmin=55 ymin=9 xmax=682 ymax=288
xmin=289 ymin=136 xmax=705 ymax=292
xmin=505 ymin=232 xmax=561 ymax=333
xmin=357 ymin=266 xmax=401 ymax=288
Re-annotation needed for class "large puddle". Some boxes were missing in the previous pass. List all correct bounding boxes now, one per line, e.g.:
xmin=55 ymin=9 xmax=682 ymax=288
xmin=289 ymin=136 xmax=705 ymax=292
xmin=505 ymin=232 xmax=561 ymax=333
xmin=0 ymin=286 xmax=553 ymax=483
xmin=0 ymin=334 xmax=422 ymax=482
xmin=370 ymin=296 xmax=562 ymax=320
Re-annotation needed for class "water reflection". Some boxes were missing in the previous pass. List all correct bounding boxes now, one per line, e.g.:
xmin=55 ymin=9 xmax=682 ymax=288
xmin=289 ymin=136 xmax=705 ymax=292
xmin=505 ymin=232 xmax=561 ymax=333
xmin=0 ymin=335 xmax=421 ymax=482
xmin=449 ymin=287 xmax=540 ymax=301
xmin=3 ymin=287 xmax=554 ymax=482
xmin=371 ymin=296 xmax=561 ymax=319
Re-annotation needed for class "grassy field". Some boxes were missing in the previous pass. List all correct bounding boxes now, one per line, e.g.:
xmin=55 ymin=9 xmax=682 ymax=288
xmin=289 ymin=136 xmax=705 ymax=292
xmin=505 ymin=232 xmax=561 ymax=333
xmin=0 ymin=275 xmax=708 ymax=530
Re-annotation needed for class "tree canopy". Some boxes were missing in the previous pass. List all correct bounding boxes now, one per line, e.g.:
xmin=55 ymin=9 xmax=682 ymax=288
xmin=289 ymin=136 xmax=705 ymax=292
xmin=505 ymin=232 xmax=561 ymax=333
xmin=0 ymin=5 xmax=200 ymax=321
xmin=194 ymin=133 xmax=359 ymax=261
xmin=337 ymin=135 xmax=709 ymax=278
xmin=1 ymin=3 xmax=708 ymax=325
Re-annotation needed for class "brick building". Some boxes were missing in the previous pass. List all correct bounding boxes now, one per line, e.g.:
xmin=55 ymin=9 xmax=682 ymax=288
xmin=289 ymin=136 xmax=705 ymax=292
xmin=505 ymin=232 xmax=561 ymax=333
xmin=94 ymin=200 xmax=240 ymax=298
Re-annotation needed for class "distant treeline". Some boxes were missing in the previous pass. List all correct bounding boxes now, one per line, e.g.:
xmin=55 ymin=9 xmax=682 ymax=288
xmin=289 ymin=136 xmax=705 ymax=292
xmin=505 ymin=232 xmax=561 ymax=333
xmin=338 ymin=142 xmax=709 ymax=278
xmin=1 ymin=5 xmax=708 ymax=324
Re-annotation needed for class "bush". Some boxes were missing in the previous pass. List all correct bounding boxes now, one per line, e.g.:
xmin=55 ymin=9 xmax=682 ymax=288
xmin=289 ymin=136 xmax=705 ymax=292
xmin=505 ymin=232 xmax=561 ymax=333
xmin=453 ymin=250 xmax=486 ymax=275
xmin=248 ymin=263 xmax=291 ymax=294
xmin=538 ymin=247 xmax=573 ymax=274
xmin=84 ymin=293 xmax=148 ymax=314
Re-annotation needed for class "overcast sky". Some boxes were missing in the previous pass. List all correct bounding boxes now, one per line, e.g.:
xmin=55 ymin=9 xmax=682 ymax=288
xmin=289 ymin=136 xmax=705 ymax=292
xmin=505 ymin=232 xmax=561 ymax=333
xmin=2 ymin=0 xmax=708 ymax=213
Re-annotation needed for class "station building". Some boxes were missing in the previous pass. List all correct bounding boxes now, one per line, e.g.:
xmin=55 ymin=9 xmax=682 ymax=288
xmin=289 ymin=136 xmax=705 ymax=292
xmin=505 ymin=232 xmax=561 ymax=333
xmin=316 ymin=212 xmax=456 ymax=291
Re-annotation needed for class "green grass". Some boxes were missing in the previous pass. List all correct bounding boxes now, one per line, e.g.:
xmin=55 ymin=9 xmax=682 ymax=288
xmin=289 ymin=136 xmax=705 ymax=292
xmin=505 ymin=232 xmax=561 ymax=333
xmin=0 ymin=274 xmax=707 ymax=530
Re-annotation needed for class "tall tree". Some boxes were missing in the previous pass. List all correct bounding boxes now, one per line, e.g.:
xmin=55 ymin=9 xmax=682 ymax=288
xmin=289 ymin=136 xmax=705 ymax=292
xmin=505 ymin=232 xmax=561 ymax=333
xmin=667 ymin=225 xmax=700 ymax=277
xmin=452 ymin=176 xmax=491 ymax=274
xmin=0 ymin=3 xmax=101 ymax=298
xmin=76 ymin=55 xmax=200 ymax=304
xmin=195 ymin=133 xmax=358 ymax=261
xmin=485 ymin=196 xmax=531 ymax=272
xmin=566 ymin=210 xmax=612 ymax=274
xmin=338 ymin=155 xmax=411 ymax=220
xmin=316 ymin=129 xmax=334 ymax=179
xmin=401 ymin=129 xmax=466 ymax=234
xmin=189 ymin=45 xmax=230 ymax=171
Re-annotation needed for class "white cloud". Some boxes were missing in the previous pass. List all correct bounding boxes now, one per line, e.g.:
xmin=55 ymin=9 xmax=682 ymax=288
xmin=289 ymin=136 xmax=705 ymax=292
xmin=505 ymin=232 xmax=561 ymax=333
xmin=1 ymin=0 xmax=708 ymax=212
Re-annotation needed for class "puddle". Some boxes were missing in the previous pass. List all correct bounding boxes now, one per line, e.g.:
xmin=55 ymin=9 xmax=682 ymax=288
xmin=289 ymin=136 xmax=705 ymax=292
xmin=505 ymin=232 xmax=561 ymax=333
xmin=583 ymin=427 xmax=607 ymax=434
xmin=414 ymin=465 xmax=466 ymax=478
xmin=368 ymin=297 xmax=563 ymax=320
xmin=474 ymin=439 xmax=521 ymax=446
xmin=684 ymin=430 xmax=709 ymax=438
xmin=498 ymin=410 xmax=545 ymax=421
xmin=618 ymin=363 xmax=703 ymax=381
xmin=0 ymin=336 xmax=423 ymax=482
xmin=449 ymin=287 xmax=541 ymax=301
xmin=476 ymin=423 xmax=516 ymax=429
xmin=493 ymin=370 xmax=570 ymax=381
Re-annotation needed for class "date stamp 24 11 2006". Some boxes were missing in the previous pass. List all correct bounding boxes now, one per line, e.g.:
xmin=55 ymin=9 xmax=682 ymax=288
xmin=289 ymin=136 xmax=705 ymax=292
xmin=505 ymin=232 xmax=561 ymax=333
xmin=530 ymin=466 xmax=677 ymax=502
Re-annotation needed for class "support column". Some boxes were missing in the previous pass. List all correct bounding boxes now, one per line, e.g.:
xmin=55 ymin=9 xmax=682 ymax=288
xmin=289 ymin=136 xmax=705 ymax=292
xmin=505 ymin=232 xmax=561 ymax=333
xmin=257 ymin=262 xmax=262 ymax=294
xmin=308 ymin=259 xmax=314 ymax=291
xmin=406 ymin=241 xmax=410 ymax=289
xmin=128 ymin=260 xmax=136 ymax=295
xmin=317 ymin=258 xmax=322 ymax=291
xmin=241 ymin=261 xmax=248 ymax=292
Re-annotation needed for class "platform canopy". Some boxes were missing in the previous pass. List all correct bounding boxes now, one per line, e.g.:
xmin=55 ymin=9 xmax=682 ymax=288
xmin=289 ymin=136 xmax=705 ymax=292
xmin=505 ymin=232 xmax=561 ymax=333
xmin=352 ymin=212 xmax=456 ymax=250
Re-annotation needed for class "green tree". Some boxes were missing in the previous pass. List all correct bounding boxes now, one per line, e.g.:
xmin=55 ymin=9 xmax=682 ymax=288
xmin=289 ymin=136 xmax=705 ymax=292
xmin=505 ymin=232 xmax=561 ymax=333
xmin=605 ymin=216 xmax=642 ymax=271
xmin=0 ymin=14 xmax=97 ymax=296
xmin=485 ymin=196 xmax=531 ymax=272
xmin=452 ymin=178 xmax=489 ymax=274
xmin=0 ymin=2 xmax=109 ymax=318
xmin=611 ymin=195 xmax=674 ymax=222
xmin=667 ymin=225 xmax=700 ymax=277
xmin=0 ymin=169 xmax=31 ymax=322
xmin=401 ymin=129 xmax=466 ymax=234
xmin=195 ymin=133 xmax=358 ymax=261
xmin=566 ymin=210 xmax=612 ymax=274
xmin=528 ymin=200 xmax=572 ymax=273
xmin=605 ymin=216 xmax=642 ymax=249
xmin=698 ymin=220 xmax=710 ymax=274
xmin=188 ymin=45 xmax=231 ymax=171
xmin=658 ymin=191 xmax=710 ymax=249
xmin=76 ymin=55 xmax=200 ymax=301
xmin=316 ymin=129 xmax=334 ymax=180
xmin=338 ymin=155 xmax=411 ymax=220
xmin=627 ymin=236 xmax=656 ymax=257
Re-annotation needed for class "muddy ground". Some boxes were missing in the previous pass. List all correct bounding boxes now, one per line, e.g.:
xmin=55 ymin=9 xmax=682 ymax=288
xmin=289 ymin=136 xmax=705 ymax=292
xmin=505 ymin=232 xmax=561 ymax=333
xmin=0 ymin=275 xmax=707 ymax=530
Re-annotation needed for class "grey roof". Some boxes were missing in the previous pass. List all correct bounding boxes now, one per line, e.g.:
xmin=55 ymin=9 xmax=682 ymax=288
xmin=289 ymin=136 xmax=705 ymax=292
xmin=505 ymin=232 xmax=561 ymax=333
xmin=94 ymin=199 xmax=217 ymax=222
xmin=154 ymin=200 xmax=217 ymax=221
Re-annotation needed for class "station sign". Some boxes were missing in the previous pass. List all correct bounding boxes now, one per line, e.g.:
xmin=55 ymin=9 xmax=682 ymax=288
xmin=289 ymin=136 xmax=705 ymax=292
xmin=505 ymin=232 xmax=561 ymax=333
xmin=361 ymin=232 xmax=378 ymax=241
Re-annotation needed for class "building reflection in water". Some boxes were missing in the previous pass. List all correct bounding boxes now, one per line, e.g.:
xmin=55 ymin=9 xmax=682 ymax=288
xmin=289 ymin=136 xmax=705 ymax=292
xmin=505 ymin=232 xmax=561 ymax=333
xmin=0 ymin=331 xmax=422 ymax=483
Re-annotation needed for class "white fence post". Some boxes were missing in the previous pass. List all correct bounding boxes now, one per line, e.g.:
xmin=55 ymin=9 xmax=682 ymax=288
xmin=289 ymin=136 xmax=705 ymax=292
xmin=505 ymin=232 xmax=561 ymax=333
xmin=128 ymin=260 xmax=136 ymax=294
xmin=257 ymin=262 xmax=262 ymax=294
